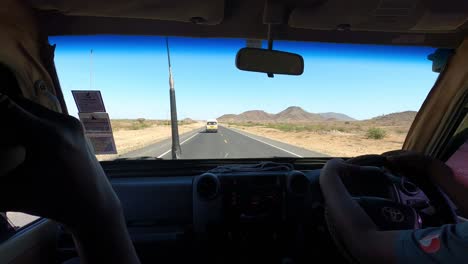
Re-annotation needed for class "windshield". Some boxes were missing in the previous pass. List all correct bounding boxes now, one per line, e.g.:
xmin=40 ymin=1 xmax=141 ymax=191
xmin=50 ymin=36 xmax=439 ymax=160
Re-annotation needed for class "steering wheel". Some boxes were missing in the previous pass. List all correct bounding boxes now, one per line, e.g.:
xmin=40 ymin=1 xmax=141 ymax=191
xmin=324 ymin=155 xmax=457 ymax=263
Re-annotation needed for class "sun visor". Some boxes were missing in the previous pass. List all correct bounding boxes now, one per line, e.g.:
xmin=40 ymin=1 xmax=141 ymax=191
xmin=28 ymin=0 xmax=225 ymax=25
xmin=0 ymin=0 xmax=58 ymax=109
xmin=289 ymin=0 xmax=468 ymax=32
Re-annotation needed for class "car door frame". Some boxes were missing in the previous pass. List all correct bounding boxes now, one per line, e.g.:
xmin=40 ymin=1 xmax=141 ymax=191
xmin=404 ymin=37 xmax=468 ymax=156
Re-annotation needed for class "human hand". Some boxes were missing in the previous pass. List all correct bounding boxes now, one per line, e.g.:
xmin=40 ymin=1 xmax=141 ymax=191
xmin=383 ymin=150 xmax=453 ymax=186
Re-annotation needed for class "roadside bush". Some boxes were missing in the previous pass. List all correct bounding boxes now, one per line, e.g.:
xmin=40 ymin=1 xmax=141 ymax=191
xmin=235 ymin=122 xmax=264 ymax=127
xmin=178 ymin=120 xmax=195 ymax=125
xmin=335 ymin=127 xmax=347 ymax=133
xmin=395 ymin=128 xmax=408 ymax=134
xmin=130 ymin=119 xmax=151 ymax=130
xmin=266 ymin=123 xmax=298 ymax=132
xmin=366 ymin=127 xmax=387 ymax=139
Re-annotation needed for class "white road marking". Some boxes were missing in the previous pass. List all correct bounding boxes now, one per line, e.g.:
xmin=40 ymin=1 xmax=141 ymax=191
xmin=224 ymin=139 xmax=228 ymax=144
xmin=226 ymin=127 xmax=303 ymax=158
xmin=157 ymin=131 xmax=200 ymax=158
xmin=224 ymin=153 xmax=229 ymax=158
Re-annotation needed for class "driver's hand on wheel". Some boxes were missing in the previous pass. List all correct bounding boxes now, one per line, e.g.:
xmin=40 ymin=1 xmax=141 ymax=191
xmin=383 ymin=150 xmax=453 ymax=186
xmin=0 ymin=94 xmax=140 ymax=264
xmin=320 ymin=155 xmax=468 ymax=264
xmin=385 ymin=150 xmax=468 ymax=219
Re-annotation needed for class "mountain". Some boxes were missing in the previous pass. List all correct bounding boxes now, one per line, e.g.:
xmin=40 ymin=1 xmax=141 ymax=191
xmin=319 ymin=112 xmax=356 ymax=121
xmin=368 ymin=111 xmax=417 ymax=126
xmin=219 ymin=110 xmax=274 ymax=122
xmin=218 ymin=108 xmax=416 ymax=125
xmin=240 ymin=110 xmax=275 ymax=122
xmin=181 ymin=118 xmax=195 ymax=123
xmin=217 ymin=114 xmax=238 ymax=122
xmin=274 ymin=106 xmax=323 ymax=122
xmin=218 ymin=106 xmax=353 ymax=123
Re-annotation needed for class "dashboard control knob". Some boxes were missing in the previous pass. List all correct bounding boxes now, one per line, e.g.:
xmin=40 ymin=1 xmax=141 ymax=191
xmin=401 ymin=180 xmax=420 ymax=196
xmin=288 ymin=171 xmax=309 ymax=195
xmin=197 ymin=173 xmax=220 ymax=200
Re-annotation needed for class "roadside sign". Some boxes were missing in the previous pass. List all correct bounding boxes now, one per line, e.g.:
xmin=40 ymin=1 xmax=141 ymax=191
xmin=78 ymin=112 xmax=112 ymax=133
xmin=72 ymin=90 xmax=106 ymax=113
xmin=86 ymin=133 xmax=117 ymax=155
xmin=73 ymin=90 xmax=117 ymax=155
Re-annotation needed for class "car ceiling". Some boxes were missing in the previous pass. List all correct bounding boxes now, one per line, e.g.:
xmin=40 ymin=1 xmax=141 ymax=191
xmin=29 ymin=0 xmax=468 ymax=47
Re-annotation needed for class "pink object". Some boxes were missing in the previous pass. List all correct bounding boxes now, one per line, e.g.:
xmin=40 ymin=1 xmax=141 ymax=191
xmin=446 ymin=142 xmax=468 ymax=184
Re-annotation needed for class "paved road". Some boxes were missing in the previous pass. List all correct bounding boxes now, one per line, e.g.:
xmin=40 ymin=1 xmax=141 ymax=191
xmin=120 ymin=126 xmax=326 ymax=159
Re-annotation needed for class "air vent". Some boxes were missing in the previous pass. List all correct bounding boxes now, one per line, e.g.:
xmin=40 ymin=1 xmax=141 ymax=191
xmin=288 ymin=171 xmax=309 ymax=195
xmin=197 ymin=173 xmax=220 ymax=200
xmin=401 ymin=180 xmax=419 ymax=196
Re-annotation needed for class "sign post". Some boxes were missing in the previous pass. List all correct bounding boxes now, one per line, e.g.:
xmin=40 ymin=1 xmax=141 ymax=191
xmin=72 ymin=90 xmax=117 ymax=155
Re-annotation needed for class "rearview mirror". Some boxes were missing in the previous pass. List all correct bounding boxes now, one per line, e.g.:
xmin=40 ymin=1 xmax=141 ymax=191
xmin=235 ymin=48 xmax=304 ymax=75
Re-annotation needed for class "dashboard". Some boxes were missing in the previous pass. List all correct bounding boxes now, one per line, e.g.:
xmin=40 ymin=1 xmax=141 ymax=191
xmin=194 ymin=171 xmax=306 ymax=233
xmin=78 ymin=161 xmax=440 ymax=263
xmin=192 ymin=168 xmax=433 ymax=236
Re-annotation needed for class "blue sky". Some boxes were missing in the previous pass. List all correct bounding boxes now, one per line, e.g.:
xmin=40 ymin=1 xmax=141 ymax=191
xmin=50 ymin=36 xmax=439 ymax=120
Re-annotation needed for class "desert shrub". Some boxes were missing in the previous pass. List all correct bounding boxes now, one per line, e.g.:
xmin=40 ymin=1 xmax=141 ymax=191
xmin=130 ymin=119 xmax=151 ymax=130
xmin=366 ymin=127 xmax=387 ymax=139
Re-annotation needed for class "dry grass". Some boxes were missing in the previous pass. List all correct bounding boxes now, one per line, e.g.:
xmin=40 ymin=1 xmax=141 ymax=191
xmin=97 ymin=120 xmax=203 ymax=161
xmin=227 ymin=121 xmax=409 ymax=157
xmin=111 ymin=119 xmax=195 ymax=131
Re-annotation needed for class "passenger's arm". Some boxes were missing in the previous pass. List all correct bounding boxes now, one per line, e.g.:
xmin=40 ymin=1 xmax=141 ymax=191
xmin=71 ymin=209 xmax=139 ymax=264
xmin=0 ymin=94 xmax=140 ymax=264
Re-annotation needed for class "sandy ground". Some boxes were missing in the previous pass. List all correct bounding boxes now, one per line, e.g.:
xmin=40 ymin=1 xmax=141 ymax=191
xmin=228 ymin=125 xmax=406 ymax=157
xmin=97 ymin=122 xmax=204 ymax=161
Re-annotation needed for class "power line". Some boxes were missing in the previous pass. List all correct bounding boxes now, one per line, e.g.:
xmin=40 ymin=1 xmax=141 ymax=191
xmin=90 ymin=49 xmax=93 ymax=90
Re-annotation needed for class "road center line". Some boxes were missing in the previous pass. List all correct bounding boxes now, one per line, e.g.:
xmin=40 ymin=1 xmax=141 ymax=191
xmin=224 ymin=153 xmax=229 ymax=158
xmin=224 ymin=139 xmax=228 ymax=144
xmin=225 ymin=127 xmax=303 ymax=158
xmin=157 ymin=130 xmax=200 ymax=158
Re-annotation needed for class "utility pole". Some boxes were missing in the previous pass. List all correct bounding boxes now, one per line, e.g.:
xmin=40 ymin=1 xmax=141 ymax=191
xmin=166 ymin=37 xmax=181 ymax=159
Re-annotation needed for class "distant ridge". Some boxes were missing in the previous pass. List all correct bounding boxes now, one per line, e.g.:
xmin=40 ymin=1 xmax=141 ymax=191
xmin=218 ymin=106 xmax=356 ymax=123
xmin=366 ymin=111 xmax=417 ymax=126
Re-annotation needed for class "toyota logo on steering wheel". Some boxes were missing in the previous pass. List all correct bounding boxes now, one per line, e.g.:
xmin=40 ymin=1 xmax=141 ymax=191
xmin=381 ymin=207 xmax=405 ymax=223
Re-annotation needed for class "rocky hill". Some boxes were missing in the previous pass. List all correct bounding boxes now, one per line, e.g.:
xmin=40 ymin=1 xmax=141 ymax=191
xmin=218 ymin=106 xmax=355 ymax=123
xmin=367 ymin=111 xmax=417 ymax=126
xmin=319 ymin=112 xmax=356 ymax=121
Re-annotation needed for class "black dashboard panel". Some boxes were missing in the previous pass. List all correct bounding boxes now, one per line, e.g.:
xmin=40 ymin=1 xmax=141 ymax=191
xmin=109 ymin=167 xmax=400 ymax=241
xmin=98 ymin=160 xmax=439 ymax=264
xmin=109 ymin=167 xmax=421 ymax=237
xmin=111 ymin=177 xmax=193 ymax=242
xmin=193 ymin=172 xmax=293 ymax=234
